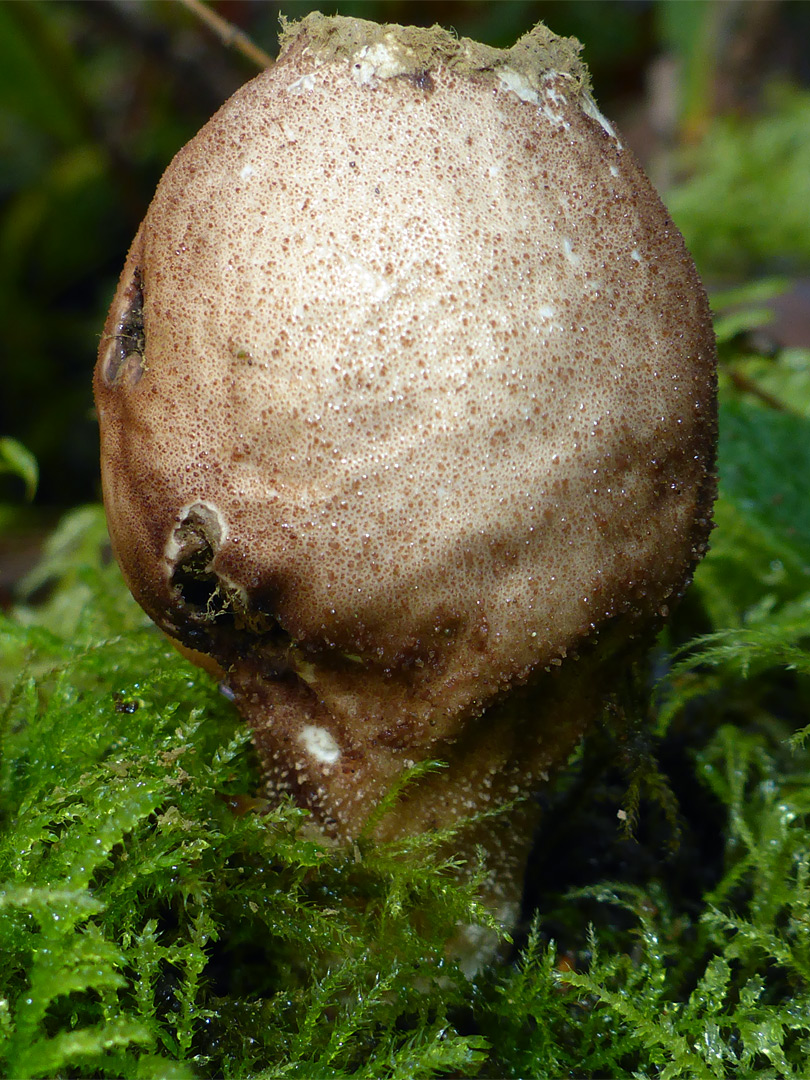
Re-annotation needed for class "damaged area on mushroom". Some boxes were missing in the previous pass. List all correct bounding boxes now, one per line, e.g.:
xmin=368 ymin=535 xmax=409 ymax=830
xmin=93 ymin=13 xmax=717 ymax=967
xmin=99 ymin=256 xmax=146 ymax=389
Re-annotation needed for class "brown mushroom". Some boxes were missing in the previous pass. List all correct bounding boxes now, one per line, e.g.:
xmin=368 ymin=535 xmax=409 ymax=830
xmin=94 ymin=14 xmax=716 ymax=963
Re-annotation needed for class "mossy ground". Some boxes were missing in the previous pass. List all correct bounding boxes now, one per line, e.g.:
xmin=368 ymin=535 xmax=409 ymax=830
xmin=2 ymin=67 xmax=810 ymax=1080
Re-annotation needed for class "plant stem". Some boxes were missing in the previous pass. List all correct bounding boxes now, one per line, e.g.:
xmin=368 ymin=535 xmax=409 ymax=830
xmin=178 ymin=0 xmax=273 ymax=70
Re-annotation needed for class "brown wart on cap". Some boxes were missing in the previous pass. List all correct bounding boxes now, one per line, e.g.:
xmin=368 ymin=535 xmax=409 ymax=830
xmin=94 ymin=14 xmax=716 ymax=966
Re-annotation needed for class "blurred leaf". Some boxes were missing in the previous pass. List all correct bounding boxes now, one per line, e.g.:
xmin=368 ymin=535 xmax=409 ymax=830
xmin=694 ymin=399 xmax=810 ymax=627
xmin=713 ymin=306 xmax=775 ymax=346
xmin=710 ymin=278 xmax=792 ymax=313
xmin=717 ymin=400 xmax=810 ymax=565
xmin=656 ymin=0 xmax=720 ymax=136
xmin=0 ymin=3 xmax=83 ymax=152
xmin=0 ymin=437 xmax=38 ymax=501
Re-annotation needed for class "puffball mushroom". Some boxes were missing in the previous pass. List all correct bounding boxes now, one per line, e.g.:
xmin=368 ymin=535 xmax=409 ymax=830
xmin=95 ymin=13 xmax=716 ymax=955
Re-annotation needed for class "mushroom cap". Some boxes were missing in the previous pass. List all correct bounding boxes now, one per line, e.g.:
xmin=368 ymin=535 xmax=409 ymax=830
xmin=95 ymin=15 xmax=716 ymax=855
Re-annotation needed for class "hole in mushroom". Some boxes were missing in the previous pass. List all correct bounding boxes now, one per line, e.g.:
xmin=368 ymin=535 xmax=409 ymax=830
xmin=102 ymin=267 xmax=145 ymax=387
xmin=167 ymin=503 xmax=293 ymax=659
xmin=170 ymin=504 xmax=221 ymax=570
xmin=168 ymin=503 xmax=234 ymax=621
xmin=172 ymin=562 xmax=229 ymax=619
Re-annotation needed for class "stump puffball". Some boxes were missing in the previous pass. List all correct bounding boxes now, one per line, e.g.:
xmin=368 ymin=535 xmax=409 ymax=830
xmin=95 ymin=13 xmax=716 ymax=961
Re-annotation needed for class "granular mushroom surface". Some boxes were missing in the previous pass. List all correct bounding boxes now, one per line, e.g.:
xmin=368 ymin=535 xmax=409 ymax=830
xmin=94 ymin=13 xmax=716 ymax=956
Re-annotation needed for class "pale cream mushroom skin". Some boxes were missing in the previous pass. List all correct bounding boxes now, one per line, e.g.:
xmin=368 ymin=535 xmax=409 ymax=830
xmin=94 ymin=14 xmax=716 ymax=958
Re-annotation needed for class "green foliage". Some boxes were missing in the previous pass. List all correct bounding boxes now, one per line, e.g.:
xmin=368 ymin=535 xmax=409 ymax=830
xmin=667 ymin=86 xmax=810 ymax=276
xmin=0 ymin=438 xmax=38 ymax=503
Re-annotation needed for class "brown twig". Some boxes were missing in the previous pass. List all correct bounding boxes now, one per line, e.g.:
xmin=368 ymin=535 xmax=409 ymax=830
xmin=177 ymin=0 xmax=273 ymax=70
